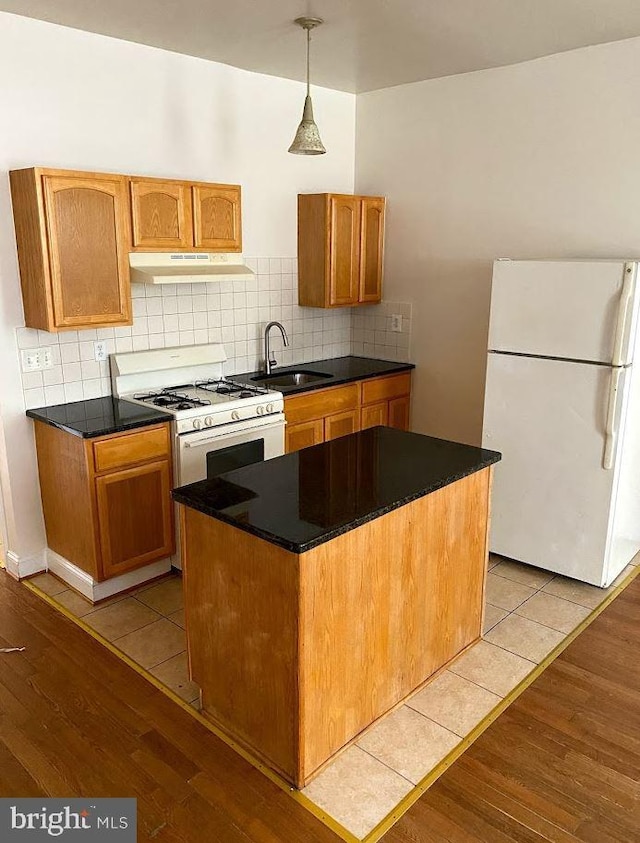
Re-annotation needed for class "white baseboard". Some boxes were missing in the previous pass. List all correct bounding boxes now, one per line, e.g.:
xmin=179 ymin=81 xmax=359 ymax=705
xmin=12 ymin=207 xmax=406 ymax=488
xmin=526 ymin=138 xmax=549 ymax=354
xmin=46 ymin=549 xmax=172 ymax=602
xmin=5 ymin=549 xmax=46 ymax=580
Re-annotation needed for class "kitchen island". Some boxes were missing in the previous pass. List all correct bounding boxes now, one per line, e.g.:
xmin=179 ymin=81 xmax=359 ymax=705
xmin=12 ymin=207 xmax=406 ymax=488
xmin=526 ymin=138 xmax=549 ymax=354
xmin=173 ymin=427 xmax=501 ymax=788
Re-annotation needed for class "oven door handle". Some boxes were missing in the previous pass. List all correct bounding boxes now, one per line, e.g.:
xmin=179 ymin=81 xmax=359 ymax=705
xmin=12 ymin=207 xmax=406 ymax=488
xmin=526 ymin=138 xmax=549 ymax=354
xmin=183 ymin=434 xmax=229 ymax=448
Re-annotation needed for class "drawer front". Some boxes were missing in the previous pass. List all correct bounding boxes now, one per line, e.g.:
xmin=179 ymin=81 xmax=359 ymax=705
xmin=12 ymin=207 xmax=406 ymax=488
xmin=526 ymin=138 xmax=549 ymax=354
xmin=284 ymin=383 xmax=359 ymax=425
xmin=361 ymin=372 xmax=411 ymax=405
xmin=93 ymin=425 xmax=170 ymax=473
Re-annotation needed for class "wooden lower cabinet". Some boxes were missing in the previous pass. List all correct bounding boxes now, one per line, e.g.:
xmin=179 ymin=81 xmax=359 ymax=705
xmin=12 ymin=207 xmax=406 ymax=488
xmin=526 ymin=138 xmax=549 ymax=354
xmin=325 ymin=409 xmax=359 ymax=441
xmin=284 ymin=372 xmax=411 ymax=453
xmin=388 ymin=395 xmax=411 ymax=430
xmin=34 ymin=421 xmax=175 ymax=582
xmin=96 ymin=460 xmax=174 ymax=579
xmin=360 ymin=401 xmax=388 ymax=430
xmin=285 ymin=419 xmax=324 ymax=454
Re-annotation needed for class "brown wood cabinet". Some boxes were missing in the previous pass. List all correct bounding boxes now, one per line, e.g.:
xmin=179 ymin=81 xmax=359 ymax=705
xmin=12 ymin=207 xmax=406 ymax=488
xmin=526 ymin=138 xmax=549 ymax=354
xmin=361 ymin=372 xmax=412 ymax=431
xmin=298 ymin=193 xmax=386 ymax=308
xmin=10 ymin=166 xmax=243 ymax=331
xmin=180 ymin=464 xmax=491 ymax=787
xmin=33 ymin=421 xmax=174 ymax=583
xmin=10 ymin=168 xmax=132 ymax=331
xmin=130 ymin=178 xmax=193 ymax=249
xmin=130 ymin=178 xmax=242 ymax=252
xmin=284 ymin=372 xmax=411 ymax=453
xmin=284 ymin=383 xmax=360 ymax=453
xmin=192 ymin=184 xmax=242 ymax=251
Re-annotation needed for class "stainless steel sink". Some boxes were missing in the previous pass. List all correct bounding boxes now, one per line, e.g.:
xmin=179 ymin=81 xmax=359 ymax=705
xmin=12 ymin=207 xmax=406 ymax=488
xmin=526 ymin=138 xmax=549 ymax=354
xmin=250 ymin=370 xmax=332 ymax=388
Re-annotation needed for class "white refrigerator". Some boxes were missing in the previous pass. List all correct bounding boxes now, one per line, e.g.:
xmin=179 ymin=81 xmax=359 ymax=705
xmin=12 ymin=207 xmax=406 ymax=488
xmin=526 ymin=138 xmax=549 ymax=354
xmin=482 ymin=259 xmax=640 ymax=587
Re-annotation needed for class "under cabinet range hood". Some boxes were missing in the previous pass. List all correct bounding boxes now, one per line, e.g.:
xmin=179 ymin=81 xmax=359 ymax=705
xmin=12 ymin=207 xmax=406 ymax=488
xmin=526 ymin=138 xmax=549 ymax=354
xmin=129 ymin=252 xmax=255 ymax=285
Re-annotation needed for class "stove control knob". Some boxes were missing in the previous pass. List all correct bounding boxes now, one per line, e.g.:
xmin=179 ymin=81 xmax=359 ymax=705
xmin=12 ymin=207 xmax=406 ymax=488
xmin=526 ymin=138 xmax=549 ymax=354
xmin=193 ymin=418 xmax=202 ymax=430
xmin=266 ymin=403 xmax=274 ymax=414
xmin=204 ymin=416 xmax=213 ymax=427
xmin=231 ymin=410 xmax=240 ymax=421
xmin=256 ymin=405 xmax=265 ymax=416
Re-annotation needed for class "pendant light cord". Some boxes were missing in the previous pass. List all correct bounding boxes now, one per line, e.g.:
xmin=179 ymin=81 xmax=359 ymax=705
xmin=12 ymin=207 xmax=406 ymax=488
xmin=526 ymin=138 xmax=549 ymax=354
xmin=306 ymin=26 xmax=311 ymax=96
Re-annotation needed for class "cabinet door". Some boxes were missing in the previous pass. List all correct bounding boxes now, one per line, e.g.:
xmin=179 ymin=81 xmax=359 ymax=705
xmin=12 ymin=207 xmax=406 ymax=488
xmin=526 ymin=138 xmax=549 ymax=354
xmin=130 ymin=179 xmax=193 ymax=249
xmin=388 ymin=396 xmax=410 ymax=430
xmin=43 ymin=174 xmax=131 ymax=328
xmin=359 ymin=198 xmax=385 ymax=303
xmin=193 ymin=185 xmax=242 ymax=251
xmin=329 ymin=196 xmax=361 ymax=306
xmin=325 ymin=409 xmax=359 ymax=442
xmin=360 ymin=401 xmax=388 ymax=430
xmin=96 ymin=460 xmax=174 ymax=579
xmin=286 ymin=419 xmax=324 ymax=454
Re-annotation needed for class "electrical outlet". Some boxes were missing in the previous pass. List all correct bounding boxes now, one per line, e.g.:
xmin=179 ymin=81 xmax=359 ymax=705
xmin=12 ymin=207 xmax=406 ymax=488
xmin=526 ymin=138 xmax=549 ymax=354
xmin=21 ymin=348 xmax=41 ymax=371
xmin=390 ymin=314 xmax=403 ymax=332
xmin=41 ymin=347 xmax=53 ymax=369
xmin=94 ymin=341 xmax=107 ymax=362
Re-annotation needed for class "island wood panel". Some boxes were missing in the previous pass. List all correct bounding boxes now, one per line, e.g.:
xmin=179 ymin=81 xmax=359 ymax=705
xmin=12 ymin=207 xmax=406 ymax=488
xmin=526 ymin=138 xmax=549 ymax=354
xmin=299 ymin=467 xmax=491 ymax=780
xmin=179 ymin=465 xmax=491 ymax=788
xmin=34 ymin=422 xmax=100 ymax=579
xmin=180 ymin=506 xmax=301 ymax=783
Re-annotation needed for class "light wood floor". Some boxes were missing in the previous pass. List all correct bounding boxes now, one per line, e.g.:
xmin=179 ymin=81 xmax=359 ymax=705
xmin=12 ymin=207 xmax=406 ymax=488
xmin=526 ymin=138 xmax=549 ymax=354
xmin=0 ymin=569 xmax=638 ymax=842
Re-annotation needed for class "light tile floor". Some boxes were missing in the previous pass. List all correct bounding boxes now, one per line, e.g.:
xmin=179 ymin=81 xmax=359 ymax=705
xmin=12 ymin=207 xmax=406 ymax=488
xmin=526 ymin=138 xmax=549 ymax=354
xmin=29 ymin=573 xmax=200 ymax=706
xmin=28 ymin=551 xmax=639 ymax=841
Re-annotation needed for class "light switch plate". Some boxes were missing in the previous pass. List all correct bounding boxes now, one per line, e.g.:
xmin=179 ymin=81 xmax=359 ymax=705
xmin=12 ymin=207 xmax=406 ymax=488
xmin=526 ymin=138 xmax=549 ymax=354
xmin=390 ymin=314 xmax=402 ymax=332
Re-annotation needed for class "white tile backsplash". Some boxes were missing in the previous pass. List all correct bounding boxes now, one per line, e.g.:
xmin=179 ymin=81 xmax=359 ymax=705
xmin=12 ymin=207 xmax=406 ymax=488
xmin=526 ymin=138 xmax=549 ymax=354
xmin=17 ymin=258 xmax=412 ymax=409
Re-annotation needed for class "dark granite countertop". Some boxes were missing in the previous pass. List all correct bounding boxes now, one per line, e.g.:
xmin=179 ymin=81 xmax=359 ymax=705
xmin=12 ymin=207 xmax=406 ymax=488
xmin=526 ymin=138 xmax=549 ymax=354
xmin=230 ymin=355 xmax=414 ymax=395
xmin=26 ymin=397 xmax=173 ymax=439
xmin=172 ymin=427 xmax=501 ymax=553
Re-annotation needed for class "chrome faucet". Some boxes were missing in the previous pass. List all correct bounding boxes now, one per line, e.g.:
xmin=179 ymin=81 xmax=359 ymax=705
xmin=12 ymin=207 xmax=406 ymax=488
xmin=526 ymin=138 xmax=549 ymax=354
xmin=264 ymin=321 xmax=289 ymax=375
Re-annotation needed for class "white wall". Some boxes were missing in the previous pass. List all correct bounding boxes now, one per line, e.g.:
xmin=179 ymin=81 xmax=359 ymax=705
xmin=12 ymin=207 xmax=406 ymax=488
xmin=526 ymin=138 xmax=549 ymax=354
xmin=356 ymin=37 xmax=640 ymax=445
xmin=0 ymin=12 xmax=356 ymax=566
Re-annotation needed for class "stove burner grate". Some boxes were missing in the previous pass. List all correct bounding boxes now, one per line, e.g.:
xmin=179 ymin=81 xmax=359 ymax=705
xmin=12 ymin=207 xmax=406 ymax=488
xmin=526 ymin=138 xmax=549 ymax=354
xmin=133 ymin=390 xmax=211 ymax=410
xmin=195 ymin=378 xmax=268 ymax=398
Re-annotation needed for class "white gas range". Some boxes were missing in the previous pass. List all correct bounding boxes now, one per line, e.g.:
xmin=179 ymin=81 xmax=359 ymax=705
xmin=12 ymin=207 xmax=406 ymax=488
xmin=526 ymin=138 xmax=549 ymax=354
xmin=111 ymin=344 xmax=285 ymax=492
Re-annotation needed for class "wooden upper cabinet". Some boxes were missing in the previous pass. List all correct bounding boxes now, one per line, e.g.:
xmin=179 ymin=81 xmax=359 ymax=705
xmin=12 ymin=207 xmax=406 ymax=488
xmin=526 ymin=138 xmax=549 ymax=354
xmin=193 ymin=184 xmax=242 ymax=251
xmin=298 ymin=193 xmax=385 ymax=308
xmin=130 ymin=179 xmax=193 ymax=249
xmin=10 ymin=166 xmax=244 ymax=331
xmin=329 ymin=195 xmax=361 ymax=306
xmin=10 ymin=168 xmax=132 ymax=331
xmin=359 ymin=198 xmax=385 ymax=303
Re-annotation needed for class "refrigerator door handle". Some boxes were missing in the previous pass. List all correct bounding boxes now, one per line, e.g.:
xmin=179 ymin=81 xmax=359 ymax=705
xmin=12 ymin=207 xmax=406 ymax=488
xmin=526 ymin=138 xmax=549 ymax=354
xmin=612 ymin=263 xmax=637 ymax=366
xmin=603 ymin=367 xmax=624 ymax=470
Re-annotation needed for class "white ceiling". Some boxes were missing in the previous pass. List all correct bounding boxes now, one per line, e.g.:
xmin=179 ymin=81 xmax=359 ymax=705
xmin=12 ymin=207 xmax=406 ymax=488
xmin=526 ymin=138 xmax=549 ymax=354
xmin=3 ymin=0 xmax=640 ymax=92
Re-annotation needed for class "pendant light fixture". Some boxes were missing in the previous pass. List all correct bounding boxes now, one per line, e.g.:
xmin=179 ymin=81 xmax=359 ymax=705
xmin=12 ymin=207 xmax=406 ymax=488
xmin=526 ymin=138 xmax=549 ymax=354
xmin=288 ymin=17 xmax=326 ymax=155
